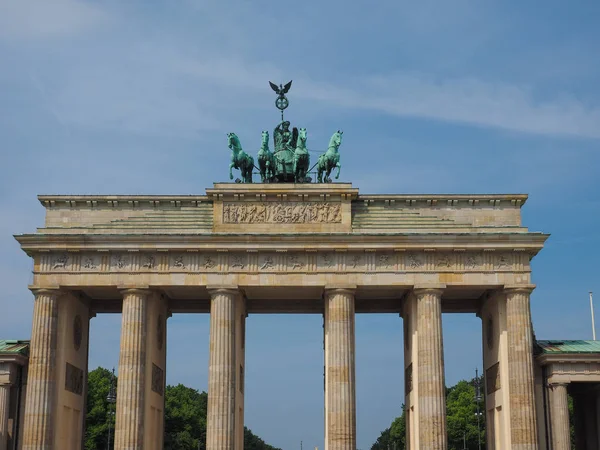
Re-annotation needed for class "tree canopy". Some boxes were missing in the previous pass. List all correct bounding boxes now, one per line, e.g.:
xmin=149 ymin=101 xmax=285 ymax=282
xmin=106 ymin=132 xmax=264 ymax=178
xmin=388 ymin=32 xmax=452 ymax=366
xmin=84 ymin=367 xmax=281 ymax=450
xmin=370 ymin=376 xmax=485 ymax=450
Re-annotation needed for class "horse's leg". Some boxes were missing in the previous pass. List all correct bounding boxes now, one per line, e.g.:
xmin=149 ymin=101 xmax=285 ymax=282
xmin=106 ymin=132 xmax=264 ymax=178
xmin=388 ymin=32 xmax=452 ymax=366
xmin=246 ymin=164 xmax=253 ymax=183
xmin=326 ymin=165 xmax=333 ymax=183
xmin=229 ymin=163 xmax=235 ymax=180
xmin=335 ymin=163 xmax=341 ymax=180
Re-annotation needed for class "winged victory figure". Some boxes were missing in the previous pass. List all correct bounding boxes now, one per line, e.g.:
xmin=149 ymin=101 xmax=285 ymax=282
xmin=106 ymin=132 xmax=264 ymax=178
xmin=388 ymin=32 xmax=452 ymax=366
xmin=269 ymin=80 xmax=293 ymax=96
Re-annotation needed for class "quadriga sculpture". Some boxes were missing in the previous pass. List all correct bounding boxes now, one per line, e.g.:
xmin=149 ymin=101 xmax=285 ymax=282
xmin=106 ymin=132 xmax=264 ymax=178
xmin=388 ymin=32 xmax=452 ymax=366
xmin=257 ymin=130 xmax=275 ymax=182
xmin=293 ymin=127 xmax=310 ymax=183
xmin=317 ymin=130 xmax=343 ymax=183
xmin=227 ymin=132 xmax=254 ymax=183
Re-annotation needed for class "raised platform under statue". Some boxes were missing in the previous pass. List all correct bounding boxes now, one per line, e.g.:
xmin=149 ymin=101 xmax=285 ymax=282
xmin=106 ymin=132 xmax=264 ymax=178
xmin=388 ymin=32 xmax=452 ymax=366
xmin=227 ymin=81 xmax=343 ymax=184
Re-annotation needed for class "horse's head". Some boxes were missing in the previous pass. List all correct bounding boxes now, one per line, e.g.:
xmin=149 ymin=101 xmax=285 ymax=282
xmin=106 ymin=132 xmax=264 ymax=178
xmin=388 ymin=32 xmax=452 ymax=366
xmin=227 ymin=132 xmax=240 ymax=151
xmin=261 ymin=130 xmax=269 ymax=149
xmin=328 ymin=130 xmax=343 ymax=150
xmin=298 ymin=127 xmax=307 ymax=146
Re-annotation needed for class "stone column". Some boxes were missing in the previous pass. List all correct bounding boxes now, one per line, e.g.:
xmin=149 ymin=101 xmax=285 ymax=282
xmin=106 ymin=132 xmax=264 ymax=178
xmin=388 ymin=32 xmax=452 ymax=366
xmin=114 ymin=289 xmax=150 ymax=450
xmin=415 ymin=288 xmax=447 ymax=450
xmin=505 ymin=287 xmax=538 ymax=450
xmin=324 ymin=288 xmax=356 ymax=450
xmin=22 ymin=288 xmax=60 ymax=450
xmin=0 ymin=384 xmax=10 ymax=450
xmin=549 ymin=383 xmax=570 ymax=450
xmin=206 ymin=288 xmax=237 ymax=450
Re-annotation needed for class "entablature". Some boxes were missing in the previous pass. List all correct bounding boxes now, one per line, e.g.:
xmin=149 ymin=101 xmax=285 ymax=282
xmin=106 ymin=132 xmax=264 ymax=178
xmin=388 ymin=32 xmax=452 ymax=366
xmin=32 ymin=184 xmax=534 ymax=235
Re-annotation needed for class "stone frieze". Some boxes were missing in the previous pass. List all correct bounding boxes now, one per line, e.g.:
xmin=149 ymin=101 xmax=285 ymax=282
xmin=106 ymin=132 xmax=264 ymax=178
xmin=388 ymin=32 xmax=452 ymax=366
xmin=223 ymin=202 xmax=342 ymax=224
xmin=39 ymin=250 xmax=530 ymax=274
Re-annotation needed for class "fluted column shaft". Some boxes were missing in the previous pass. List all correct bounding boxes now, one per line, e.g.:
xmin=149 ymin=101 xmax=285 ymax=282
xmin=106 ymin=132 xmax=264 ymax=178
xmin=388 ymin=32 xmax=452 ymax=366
xmin=416 ymin=288 xmax=446 ymax=450
xmin=22 ymin=289 xmax=60 ymax=450
xmin=325 ymin=288 xmax=356 ymax=450
xmin=0 ymin=384 xmax=10 ymax=450
xmin=550 ymin=383 xmax=570 ymax=450
xmin=114 ymin=289 xmax=149 ymax=450
xmin=206 ymin=289 xmax=237 ymax=450
xmin=505 ymin=287 xmax=538 ymax=450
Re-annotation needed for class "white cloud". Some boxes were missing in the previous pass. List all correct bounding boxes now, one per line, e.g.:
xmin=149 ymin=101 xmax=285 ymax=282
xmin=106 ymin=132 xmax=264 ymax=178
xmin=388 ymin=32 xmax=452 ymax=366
xmin=0 ymin=0 xmax=109 ymax=40
xmin=175 ymin=56 xmax=600 ymax=139
xmin=297 ymin=72 xmax=600 ymax=140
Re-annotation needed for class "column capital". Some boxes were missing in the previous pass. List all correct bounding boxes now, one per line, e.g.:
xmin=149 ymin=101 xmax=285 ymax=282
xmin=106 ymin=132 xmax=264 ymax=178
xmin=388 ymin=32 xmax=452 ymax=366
xmin=503 ymin=284 xmax=536 ymax=295
xmin=119 ymin=288 xmax=152 ymax=297
xmin=413 ymin=285 xmax=445 ymax=297
xmin=207 ymin=286 xmax=239 ymax=297
xmin=29 ymin=287 xmax=63 ymax=297
xmin=550 ymin=382 xmax=569 ymax=389
xmin=324 ymin=286 xmax=356 ymax=297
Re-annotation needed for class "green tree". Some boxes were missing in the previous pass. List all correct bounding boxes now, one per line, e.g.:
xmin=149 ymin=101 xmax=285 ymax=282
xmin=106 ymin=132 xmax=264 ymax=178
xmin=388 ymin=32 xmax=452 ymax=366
xmin=164 ymin=384 xmax=207 ymax=450
xmin=84 ymin=367 xmax=281 ymax=450
xmin=370 ymin=405 xmax=406 ymax=450
xmin=370 ymin=377 xmax=486 ymax=450
xmin=84 ymin=367 xmax=116 ymax=450
xmin=446 ymin=378 xmax=485 ymax=450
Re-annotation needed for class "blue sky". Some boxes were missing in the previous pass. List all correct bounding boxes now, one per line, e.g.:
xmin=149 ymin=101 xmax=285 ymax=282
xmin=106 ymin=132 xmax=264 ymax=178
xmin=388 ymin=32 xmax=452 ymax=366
xmin=1 ymin=0 xmax=599 ymax=448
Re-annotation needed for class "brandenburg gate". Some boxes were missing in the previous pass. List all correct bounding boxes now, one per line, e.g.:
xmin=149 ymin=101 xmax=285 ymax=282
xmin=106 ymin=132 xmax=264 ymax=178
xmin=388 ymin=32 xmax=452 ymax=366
xmin=15 ymin=182 xmax=547 ymax=450
xmin=12 ymin=83 xmax=554 ymax=450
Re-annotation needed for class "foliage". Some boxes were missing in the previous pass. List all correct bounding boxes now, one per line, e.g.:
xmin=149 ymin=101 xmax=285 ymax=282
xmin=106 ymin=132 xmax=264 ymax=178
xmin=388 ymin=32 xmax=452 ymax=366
xmin=84 ymin=367 xmax=116 ymax=450
xmin=568 ymin=394 xmax=574 ymax=449
xmin=371 ymin=405 xmax=406 ymax=450
xmin=163 ymin=384 xmax=208 ymax=450
xmin=370 ymin=376 xmax=485 ymax=450
xmin=446 ymin=377 xmax=485 ymax=450
xmin=244 ymin=426 xmax=282 ymax=450
xmin=84 ymin=367 xmax=281 ymax=450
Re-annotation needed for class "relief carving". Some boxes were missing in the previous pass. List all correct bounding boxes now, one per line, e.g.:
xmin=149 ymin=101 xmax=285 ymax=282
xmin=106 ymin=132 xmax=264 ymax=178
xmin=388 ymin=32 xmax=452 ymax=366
xmin=260 ymin=256 xmax=275 ymax=270
xmin=230 ymin=255 xmax=246 ymax=269
xmin=350 ymin=254 xmax=362 ymax=269
xmin=44 ymin=250 xmax=518 ymax=275
xmin=65 ymin=362 xmax=83 ymax=395
xmin=486 ymin=362 xmax=501 ymax=395
xmin=151 ymin=363 xmax=164 ymax=396
xmin=73 ymin=315 xmax=82 ymax=351
xmin=378 ymin=254 xmax=392 ymax=269
xmin=173 ymin=255 xmax=186 ymax=269
xmin=203 ymin=255 xmax=216 ymax=269
xmin=113 ymin=254 xmax=129 ymax=270
xmin=83 ymin=256 xmax=97 ymax=270
xmin=142 ymin=254 xmax=155 ymax=269
xmin=407 ymin=253 xmax=423 ymax=269
xmin=289 ymin=254 xmax=304 ymax=269
xmin=157 ymin=316 xmax=164 ymax=351
xmin=496 ymin=254 xmax=510 ymax=268
xmin=436 ymin=254 xmax=452 ymax=268
xmin=52 ymin=254 xmax=69 ymax=269
xmin=465 ymin=255 xmax=479 ymax=269
xmin=405 ymin=363 xmax=413 ymax=393
xmin=223 ymin=202 xmax=342 ymax=224
xmin=321 ymin=253 xmax=335 ymax=268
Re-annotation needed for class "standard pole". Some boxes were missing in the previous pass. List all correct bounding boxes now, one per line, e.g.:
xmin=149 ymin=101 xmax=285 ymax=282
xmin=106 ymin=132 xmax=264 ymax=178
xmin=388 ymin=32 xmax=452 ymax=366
xmin=475 ymin=368 xmax=482 ymax=450
xmin=591 ymin=292 xmax=596 ymax=340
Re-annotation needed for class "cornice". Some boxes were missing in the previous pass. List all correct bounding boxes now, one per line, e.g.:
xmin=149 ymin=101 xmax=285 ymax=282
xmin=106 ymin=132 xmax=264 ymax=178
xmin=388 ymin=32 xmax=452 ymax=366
xmin=537 ymin=353 xmax=600 ymax=365
xmin=38 ymin=195 xmax=210 ymax=208
xmin=36 ymin=193 xmax=528 ymax=209
xmin=14 ymin=231 xmax=549 ymax=253
xmin=356 ymin=193 xmax=528 ymax=207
